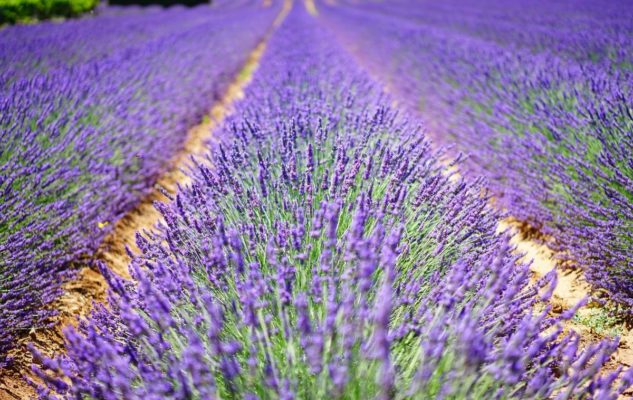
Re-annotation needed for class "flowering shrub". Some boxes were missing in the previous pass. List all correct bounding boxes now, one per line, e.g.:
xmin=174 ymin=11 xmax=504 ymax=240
xmin=31 ymin=9 xmax=632 ymax=399
xmin=321 ymin=0 xmax=633 ymax=311
xmin=0 ymin=3 xmax=277 ymax=366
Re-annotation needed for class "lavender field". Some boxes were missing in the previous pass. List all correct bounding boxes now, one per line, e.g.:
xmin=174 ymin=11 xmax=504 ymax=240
xmin=1 ymin=0 xmax=632 ymax=399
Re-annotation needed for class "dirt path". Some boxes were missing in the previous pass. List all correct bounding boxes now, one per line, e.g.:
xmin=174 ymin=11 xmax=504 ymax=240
xmin=304 ymin=0 xmax=318 ymax=16
xmin=0 ymin=2 xmax=292 ymax=398
xmin=499 ymin=220 xmax=633 ymax=378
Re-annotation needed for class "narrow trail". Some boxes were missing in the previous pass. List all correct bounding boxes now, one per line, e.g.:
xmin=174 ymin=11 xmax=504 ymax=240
xmin=312 ymin=1 xmax=633 ymax=387
xmin=499 ymin=220 xmax=633 ymax=375
xmin=304 ymin=0 xmax=319 ymax=16
xmin=0 ymin=2 xmax=292 ymax=399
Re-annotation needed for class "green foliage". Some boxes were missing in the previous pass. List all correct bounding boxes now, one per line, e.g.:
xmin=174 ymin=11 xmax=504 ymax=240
xmin=573 ymin=308 xmax=623 ymax=338
xmin=0 ymin=0 xmax=98 ymax=24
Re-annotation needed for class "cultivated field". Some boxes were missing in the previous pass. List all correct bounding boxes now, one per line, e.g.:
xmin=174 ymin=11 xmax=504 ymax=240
xmin=1 ymin=0 xmax=632 ymax=399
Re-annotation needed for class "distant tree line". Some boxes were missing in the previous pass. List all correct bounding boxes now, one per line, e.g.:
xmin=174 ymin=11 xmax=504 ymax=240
xmin=0 ymin=0 xmax=211 ymax=24
xmin=0 ymin=0 xmax=99 ymax=24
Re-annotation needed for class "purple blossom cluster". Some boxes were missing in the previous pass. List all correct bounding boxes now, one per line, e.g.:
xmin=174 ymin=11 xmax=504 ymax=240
xmin=320 ymin=0 xmax=633 ymax=311
xmin=30 ymin=8 xmax=632 ymax=399
xmin=0 ymin=3 xmax=277 ymax=366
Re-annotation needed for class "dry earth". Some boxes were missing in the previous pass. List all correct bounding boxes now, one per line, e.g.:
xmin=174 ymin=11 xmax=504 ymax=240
xmin=499 ymin=219 xmax=633 ymax=391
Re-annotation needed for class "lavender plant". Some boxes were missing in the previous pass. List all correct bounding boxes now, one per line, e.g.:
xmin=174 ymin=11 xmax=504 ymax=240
xmin=0 ymin=5 xmax=241 ymax=81
xmin=30 ymin=9 xmax=632 ymax=399
xmin=0 ymin=3 xmax=277 ymax=366
xmin=320 ymin=0 xmax=633 ymax=312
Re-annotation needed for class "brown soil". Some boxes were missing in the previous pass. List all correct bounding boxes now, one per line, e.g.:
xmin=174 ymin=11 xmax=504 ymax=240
xmin=304 ymin=0 xmax=319 ymax=16
xmin=0 ymin=2 xmax=292 ymax=398
xmin=499 ymin=219 xmax=633 ymax=396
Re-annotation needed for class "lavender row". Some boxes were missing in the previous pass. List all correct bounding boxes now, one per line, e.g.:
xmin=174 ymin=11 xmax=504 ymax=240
xmin=320 ymin=1 xmax=633 ymax=311
xmin=346 ymin=0 xmax=633 ymax=68
xmin=0 ymin=5 xmax=232 ymax=81
xmin=29 ymin=8 xmax=632 ymax=399
xmin=0 ymin=3 xmax=277 ymax=367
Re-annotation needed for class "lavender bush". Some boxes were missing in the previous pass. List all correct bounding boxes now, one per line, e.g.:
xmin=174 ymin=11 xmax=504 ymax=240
xmin=0 ymin=3 xmax=277 ymax=366
xmin=320 ymin=0 xmax=633 ymax=312
xmin=30 ymin=9 xmax=632 ymax=399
